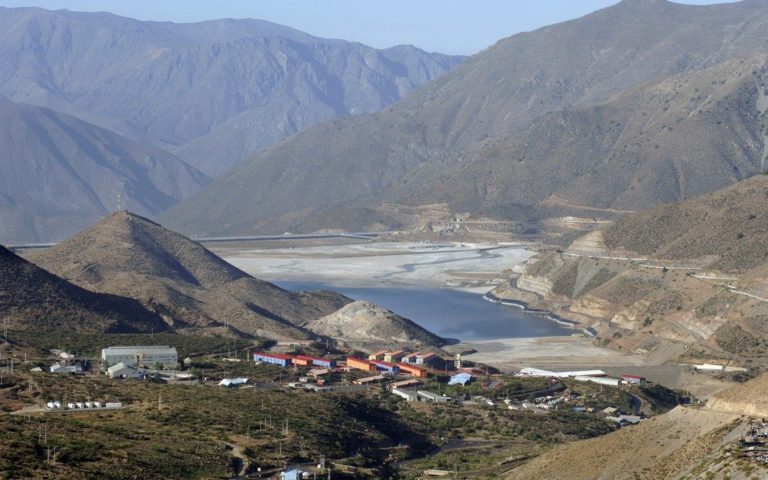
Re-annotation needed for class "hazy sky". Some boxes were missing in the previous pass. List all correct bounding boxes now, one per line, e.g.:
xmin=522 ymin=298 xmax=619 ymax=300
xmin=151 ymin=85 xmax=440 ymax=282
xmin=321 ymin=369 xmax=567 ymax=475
xmin=0 ymin=0 xmax=740 ymax=54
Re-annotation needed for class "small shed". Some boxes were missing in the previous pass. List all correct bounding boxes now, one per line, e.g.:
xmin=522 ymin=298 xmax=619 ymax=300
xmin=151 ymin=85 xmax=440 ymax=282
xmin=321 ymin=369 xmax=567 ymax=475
xmin=417 ymin=390 xmax=450 ymax=403
xmin=218 ymin=378 xmax=248 ymax=388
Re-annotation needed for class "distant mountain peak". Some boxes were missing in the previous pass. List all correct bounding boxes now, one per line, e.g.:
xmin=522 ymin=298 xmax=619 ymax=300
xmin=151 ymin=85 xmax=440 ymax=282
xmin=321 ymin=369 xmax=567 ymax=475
xmin=162 ymin=0 xmax=768 ymax=237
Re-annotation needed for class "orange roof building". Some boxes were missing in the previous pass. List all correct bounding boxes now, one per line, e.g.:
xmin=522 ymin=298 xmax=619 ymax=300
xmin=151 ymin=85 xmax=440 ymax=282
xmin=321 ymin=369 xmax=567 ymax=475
xmin=347 ymin=356 xmax=377 ymax=372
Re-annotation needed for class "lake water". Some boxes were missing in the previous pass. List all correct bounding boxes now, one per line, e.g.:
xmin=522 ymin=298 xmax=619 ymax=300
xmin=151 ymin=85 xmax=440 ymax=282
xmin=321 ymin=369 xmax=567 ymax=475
xmin=276 ymin=280 xmax=571 ymax=342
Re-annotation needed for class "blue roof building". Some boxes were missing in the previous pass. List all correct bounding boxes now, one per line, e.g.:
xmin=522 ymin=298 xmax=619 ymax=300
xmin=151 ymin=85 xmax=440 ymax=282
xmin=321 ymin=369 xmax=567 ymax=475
xmin=448 ymin=373 xmax=472 ymax=385
xmin=281 ymin=468 xmax=301 ymax=480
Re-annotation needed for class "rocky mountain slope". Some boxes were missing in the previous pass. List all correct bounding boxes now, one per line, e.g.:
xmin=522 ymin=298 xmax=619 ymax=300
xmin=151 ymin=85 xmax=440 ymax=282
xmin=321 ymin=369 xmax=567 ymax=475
xmin=0 ymin=6 xmax=462 ymax=177
xmin=505 ymin=405 xmax=741 ymax=480
xmin=507 ymin=373 xmax=768 ymax=479
xmin=0 ymin=244 xmax=165 ymax=333
xmin=306 ymin=300 xmax=446 ymax=351
xmin=163 ymin=0 xmax=768 ymax=237
xmin=29 ymin=211 xmax=350 ymax=339
xmin=491 ymin=173 xmax=768 ymax=365
xmin=0 ymin=98 xmax=210 ymax=244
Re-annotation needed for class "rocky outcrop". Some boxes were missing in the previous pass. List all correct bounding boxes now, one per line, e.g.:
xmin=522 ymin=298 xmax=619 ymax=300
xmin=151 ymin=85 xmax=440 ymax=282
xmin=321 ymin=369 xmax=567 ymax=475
xmin=306 ymin=300 xmax=446 ymax=351
xmin=516 ymin=274 xmax=554 ymax=298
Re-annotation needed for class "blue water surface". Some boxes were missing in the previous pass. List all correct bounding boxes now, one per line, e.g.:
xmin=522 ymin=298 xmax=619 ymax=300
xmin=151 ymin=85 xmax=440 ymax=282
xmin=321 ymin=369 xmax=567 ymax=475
xmin=276 ymin=280 xmax=570 ymax=342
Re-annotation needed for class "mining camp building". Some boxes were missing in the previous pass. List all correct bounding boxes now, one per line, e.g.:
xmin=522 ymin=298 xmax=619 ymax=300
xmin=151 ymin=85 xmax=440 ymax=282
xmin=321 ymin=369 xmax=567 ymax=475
xmin=107 ymin=362 xmax=141 ymax=380
xmin=101 ymin=346 xmax=178 ymax=370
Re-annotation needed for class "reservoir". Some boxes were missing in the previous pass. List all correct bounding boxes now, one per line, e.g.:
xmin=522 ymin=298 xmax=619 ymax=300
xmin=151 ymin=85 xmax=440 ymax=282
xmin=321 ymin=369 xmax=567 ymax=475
xmin=276 ymin=280 xmax=571 ymax=341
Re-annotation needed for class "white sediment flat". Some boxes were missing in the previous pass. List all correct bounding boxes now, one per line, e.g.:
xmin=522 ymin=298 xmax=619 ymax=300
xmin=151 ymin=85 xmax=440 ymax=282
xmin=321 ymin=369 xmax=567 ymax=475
xmin=222 ymin=242 xmax=535 ymax=289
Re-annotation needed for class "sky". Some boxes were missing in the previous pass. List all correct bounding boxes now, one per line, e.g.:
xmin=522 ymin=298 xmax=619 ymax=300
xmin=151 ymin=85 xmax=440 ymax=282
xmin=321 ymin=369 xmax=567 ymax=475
xmin=0 ymin=0 xmax=740 ymax=55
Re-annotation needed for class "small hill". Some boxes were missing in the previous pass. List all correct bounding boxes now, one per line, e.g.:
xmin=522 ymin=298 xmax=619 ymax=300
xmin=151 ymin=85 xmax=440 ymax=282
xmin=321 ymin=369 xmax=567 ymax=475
xmin=0 ymin=99 xmax=209 ymax=244
xmin=0 ymin=245 xmax=165 ymax=333
xmin=306 ymin=300 xmax=446 ymax=351
xmin=30 ymin=211 xmax=350 ymax=339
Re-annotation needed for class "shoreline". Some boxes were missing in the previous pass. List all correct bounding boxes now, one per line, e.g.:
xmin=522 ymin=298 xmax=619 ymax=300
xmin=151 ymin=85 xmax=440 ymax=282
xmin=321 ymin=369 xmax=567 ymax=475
xmin=482 ymin=291 xmax=596 ymax=336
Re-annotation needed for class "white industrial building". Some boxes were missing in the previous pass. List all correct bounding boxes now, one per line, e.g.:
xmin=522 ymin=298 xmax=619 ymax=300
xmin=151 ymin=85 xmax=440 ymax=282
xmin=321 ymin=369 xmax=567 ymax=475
xmin=107 ymin=362 xmax=141 ymax=379
xmin=519 ymin=367 xmax=607 ymax=378
xmin=574 ymin=375 xmax=621 ymax=386
xmin=392 ymin=387 xmax=418 ymax=402
xmin=101 ymin=346 xmax=178 ymax=370
xmin=49 ymin=362 xmax=83 ymax=374
xmin=416 ymin=390 xmax=450 ymax=403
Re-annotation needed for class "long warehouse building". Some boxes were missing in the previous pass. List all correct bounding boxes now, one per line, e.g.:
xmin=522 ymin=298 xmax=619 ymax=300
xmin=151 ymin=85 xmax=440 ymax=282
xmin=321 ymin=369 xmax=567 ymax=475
xmin=101 ymin=346 xmax=178 ymax=370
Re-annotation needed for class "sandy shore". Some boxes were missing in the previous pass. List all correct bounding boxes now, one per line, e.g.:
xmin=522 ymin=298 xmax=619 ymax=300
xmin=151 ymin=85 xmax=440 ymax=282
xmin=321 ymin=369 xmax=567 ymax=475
xmin=449 ymin=336 xmax=646 ymax=371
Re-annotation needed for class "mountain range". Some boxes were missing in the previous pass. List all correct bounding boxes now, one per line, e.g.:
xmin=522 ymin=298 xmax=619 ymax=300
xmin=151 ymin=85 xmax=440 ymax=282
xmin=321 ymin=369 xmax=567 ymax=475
xmin=0 ymin=6 xmax=462 ymax=177
xmin=163 ymin=0 xmax=768 ymax=237
xmin=0 ymin=97 xmax=210 ymax=244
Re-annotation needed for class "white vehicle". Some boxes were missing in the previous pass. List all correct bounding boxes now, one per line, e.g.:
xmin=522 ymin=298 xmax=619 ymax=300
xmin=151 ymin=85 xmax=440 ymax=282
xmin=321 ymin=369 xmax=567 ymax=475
xmin=85 ymin=402 xmax=94 ymax=408
xmin=93 ymin=402 xmax=102 ymax=408
xmin=54 ymin=401 xmax=62 ymax=409
xmin=46 ymin=401 xmax=55 ymax=409
xmin=76 ymin=402 xmax=85 ymax=409
xmin=67 ymin=403 xmax=76 ymax=409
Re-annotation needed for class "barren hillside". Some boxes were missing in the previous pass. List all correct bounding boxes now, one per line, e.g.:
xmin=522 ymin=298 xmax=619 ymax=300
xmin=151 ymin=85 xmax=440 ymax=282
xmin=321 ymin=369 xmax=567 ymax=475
xmin=507 ymin=373 xmax=768 ymax=480
xmin=492 ymin=174 xmax=768 ymax=366
xmin=0 ymin=245 xmax=165 ymax=333
xmin=30 ymin=211 xmax=350 ymax=339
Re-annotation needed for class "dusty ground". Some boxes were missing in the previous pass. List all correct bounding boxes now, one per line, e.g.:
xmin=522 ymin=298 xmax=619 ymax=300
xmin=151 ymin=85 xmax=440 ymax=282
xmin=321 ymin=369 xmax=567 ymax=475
xmin=448 ymin=335 xmax=646 ymax=369
xmin=217 ymin=240 xmax=536 ymax=289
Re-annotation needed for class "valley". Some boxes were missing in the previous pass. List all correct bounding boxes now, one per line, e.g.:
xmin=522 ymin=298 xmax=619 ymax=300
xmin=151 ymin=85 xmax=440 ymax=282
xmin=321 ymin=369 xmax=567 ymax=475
xmin=3 ymin=0 xmax=768 ymax=478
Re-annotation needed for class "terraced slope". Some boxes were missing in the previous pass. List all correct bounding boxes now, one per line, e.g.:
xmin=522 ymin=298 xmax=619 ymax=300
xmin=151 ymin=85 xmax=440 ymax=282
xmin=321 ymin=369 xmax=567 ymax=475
xmin=492 ymin=174 xmax=768 ymax=365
